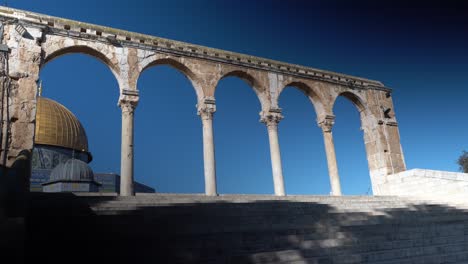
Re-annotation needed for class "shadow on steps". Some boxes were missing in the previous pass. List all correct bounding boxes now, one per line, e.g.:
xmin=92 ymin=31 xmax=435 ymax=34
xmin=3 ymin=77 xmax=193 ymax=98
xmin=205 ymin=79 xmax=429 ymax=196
xmin=24 ymin=193 xmax=468 ymax=264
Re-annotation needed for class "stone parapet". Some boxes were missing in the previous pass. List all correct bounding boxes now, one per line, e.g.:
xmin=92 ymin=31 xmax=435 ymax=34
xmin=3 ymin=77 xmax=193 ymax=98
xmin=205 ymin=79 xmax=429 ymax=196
xmin=377 ymin=169 xmax=468 ymax=204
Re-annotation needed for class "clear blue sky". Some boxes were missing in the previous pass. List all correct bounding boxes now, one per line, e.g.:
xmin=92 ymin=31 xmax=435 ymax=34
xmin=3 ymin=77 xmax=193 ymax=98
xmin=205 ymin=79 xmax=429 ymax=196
xmin=8 ymin=1 xmax=468 ymax=194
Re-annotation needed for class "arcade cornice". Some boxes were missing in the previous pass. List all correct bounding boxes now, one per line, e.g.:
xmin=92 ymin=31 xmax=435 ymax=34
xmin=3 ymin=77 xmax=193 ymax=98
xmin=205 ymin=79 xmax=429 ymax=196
xmin=0 ymin=6 xmax=391 ymax=92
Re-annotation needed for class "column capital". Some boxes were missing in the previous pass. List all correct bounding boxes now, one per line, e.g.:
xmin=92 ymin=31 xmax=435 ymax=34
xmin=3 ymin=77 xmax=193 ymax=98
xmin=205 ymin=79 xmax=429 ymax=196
xmin=318 ymin=115 xmax=335 ymax=133
xmin=260 ymin=108 xmax=283 ymax=129
xmin=118 ymin=89 xmax=139 ymax=113
xmin=197 ymin=96 xmax=216 ymax=120
xmin=118 ymin=99 xmax=138 ymax=113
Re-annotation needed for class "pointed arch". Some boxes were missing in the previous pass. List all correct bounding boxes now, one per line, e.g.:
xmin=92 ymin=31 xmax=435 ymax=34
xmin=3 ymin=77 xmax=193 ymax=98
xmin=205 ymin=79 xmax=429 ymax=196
xmin=36 ymin=45 xmax=122 ymax=193
xmin=43 ymin=45 xmax=121 ymax=89
xmin=279 ymin=81 xmax=326 ymax=118
xmin=277 ymin=83 xmax=330 ymax=194
xmin=135 ymin=63 xmax=204 ymax=193
xmin=331 ymin=91 xmax=372 ymax=195
xmin=331 ymin=91 xmax=371 ymax=132
xmin=137 ymin=57 xmax=203 ymax=100
xmin=333 ymin=91 xmax=368 ymax=114
xmin=214 ymin=70 xmax=268 ymax=110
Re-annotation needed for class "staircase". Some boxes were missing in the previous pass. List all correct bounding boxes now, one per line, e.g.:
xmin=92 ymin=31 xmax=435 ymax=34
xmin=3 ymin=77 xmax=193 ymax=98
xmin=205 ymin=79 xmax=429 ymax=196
xmin=25 ymin=193 xmax=468 ymax=263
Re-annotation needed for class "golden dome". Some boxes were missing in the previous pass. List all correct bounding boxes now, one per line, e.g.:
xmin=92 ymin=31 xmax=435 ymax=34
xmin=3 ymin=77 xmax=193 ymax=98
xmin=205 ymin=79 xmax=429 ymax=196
xmin=35 ymin=97 xmax=89 ymax=152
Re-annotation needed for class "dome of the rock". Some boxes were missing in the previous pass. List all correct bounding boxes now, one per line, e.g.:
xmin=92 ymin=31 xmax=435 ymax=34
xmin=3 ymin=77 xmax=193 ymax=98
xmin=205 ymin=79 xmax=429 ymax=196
xmin=35 ymin=97 xmax=89 ymax=152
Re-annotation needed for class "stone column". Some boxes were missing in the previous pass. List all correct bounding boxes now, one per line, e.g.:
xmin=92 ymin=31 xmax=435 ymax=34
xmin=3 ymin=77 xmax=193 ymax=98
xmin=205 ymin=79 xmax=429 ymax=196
xmin=260 ymin=109 xmax=286 ymax=196
xmin=318 ymin=115 xmax=342 ymax=196
xmin=118 ymin=92 xmax=138 ymax=196
xmin=197 ymin=97 xmax=217 ymax=196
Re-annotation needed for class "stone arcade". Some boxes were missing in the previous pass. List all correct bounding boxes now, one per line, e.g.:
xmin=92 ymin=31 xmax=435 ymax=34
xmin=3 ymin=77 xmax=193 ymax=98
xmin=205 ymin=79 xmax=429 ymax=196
xmin=0 ymin=6 xmax=406 ymax=196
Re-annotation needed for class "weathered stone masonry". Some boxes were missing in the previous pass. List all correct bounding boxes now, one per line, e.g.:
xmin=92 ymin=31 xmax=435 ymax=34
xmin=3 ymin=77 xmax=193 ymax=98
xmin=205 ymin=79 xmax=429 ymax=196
xmin=0 ymin=7 xmax=406 ymax=196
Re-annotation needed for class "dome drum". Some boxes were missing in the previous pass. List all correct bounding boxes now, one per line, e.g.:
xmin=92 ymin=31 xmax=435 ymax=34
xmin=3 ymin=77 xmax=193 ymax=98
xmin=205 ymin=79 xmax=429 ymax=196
xmin=32 ymin=145 xmax=91 ymax=170
xmin=42 ymin=180 xmax=100 ymax=192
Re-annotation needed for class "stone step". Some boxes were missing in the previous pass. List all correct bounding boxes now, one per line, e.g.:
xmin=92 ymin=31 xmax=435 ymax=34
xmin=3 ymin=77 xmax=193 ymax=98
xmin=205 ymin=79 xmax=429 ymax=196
xmin=82 ymin=199 xmax=426 ymax=206
xmin=72 ymin=193 xmax=410 ymax=202
xmin=86 ymin=203 xmax=454 ymax=213
xmin=244 ymin=242 xmax=468 ymax=264
xmin=26 ymin=218 xmax=468 ymax=262
xmin=31 ymin=194 xmax=459 ymax=209
xmin=25 ymin=193 xmax=468 ymax=263
xmin=86 ymin=203 xmax=467 ymax=215
xmin=36 ymin=211 xmax=468 ymax=237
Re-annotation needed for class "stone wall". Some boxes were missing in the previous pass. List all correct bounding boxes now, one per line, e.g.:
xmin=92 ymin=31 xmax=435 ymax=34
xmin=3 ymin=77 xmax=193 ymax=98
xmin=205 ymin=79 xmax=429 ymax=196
xmin=0 ymin=21 xmax=40 ymax=168
xmin=376 ymin=169 xmax=468 ymax=203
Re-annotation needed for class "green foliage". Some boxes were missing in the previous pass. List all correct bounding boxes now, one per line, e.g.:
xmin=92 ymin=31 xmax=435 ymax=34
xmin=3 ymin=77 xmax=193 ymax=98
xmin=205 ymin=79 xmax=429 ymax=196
xmin=457 ymin=150 xmax=468 ymax=173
